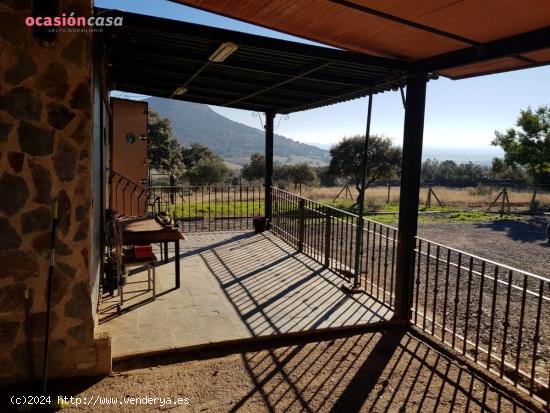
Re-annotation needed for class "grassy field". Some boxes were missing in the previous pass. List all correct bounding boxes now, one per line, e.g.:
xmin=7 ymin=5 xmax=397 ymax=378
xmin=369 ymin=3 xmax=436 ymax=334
xmin=302 ymin=185 xmax=550 ymax=210
xmin=170 ymin=200 xmax=264 ymax=219
xmin=157 ymin=184 xmax=547 ymax=227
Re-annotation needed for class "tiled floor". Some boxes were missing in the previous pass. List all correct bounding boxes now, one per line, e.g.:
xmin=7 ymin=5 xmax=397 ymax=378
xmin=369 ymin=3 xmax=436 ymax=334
xmin=100 ymin=231 xmax=393 ymax=359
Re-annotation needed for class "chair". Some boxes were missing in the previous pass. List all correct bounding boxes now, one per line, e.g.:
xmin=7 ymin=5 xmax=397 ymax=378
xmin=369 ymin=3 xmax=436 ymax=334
xmin=122 ymin=253 xmax=158 ymax=301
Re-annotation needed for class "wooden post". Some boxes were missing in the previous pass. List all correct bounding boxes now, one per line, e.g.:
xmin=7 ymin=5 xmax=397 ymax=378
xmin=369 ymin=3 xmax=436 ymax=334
xmin=394 ymin=73 xmax=428 ymax=323
xmin=387 ymin=183 xmax=391 ymax=204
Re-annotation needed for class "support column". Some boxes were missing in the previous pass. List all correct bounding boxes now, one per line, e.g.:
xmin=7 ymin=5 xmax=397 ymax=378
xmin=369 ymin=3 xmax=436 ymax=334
xmin=394 ymin=73 xmax=428 ymax=323
xmin=352 ymin=93 xmax=373 ymax=290
xmin=265 ymin=111 xmax=275 ymax=226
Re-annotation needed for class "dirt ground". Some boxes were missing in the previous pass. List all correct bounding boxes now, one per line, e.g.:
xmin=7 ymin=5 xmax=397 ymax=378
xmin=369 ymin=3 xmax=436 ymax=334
xmin=4 ymin=329 xmax=538 ymax=413
xmin=417 ymin=216 xmax=550 ymax=277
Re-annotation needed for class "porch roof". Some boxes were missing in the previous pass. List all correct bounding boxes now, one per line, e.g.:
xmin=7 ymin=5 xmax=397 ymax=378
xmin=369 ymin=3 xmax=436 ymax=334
xmin=99 ymin=9 xmax=409 ymax=114
xmin=172 ymin=0 xmax=550 ymax=79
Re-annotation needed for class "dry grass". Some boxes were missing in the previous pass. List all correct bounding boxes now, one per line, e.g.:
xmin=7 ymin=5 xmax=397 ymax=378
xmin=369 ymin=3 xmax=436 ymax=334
xmin=301 ymin=185 xmax=550 ymax=209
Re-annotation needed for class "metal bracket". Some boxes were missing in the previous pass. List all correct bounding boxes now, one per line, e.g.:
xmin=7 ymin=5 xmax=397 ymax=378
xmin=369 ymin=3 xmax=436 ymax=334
xmin=275 ymin=114 xmax=289 ymax=131
xmin=252 ymin=112 xmax=265 ymax=129
xmin=400 ymin=86 xmax=407 ymax=109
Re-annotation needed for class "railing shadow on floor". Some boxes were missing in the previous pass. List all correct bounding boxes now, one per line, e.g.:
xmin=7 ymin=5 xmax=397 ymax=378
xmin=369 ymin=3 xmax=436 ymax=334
xmin=91 ymin=327 xmax=540 ymax=413
xmin=197 ymin=232 xmax=393 ymax=338
xmin=10 ymin=328 xmax=537 ymax=413
xmin=227 ymin=328 xmax=538 ymax=413
xmin=95 ymin=227 xmax=543 ymax=412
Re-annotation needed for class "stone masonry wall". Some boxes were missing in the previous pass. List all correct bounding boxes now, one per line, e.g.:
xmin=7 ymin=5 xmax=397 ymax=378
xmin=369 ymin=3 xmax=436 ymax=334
xmin=0 ymin=0 xmax=110 ymax=383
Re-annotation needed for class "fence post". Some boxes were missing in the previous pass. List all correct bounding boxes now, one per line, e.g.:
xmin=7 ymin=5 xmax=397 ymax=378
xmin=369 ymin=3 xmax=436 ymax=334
xmin=298 ymin=198 xmax=305 ymax=252
xmin=169 ymin=173 xmax=175 ymax=205
xmin=272 ymin=190 xmax=278 ymax=228
xmin=265 ymin=111 xmax=274 ymax=227
xmin=324 ymin=209 xmax=332 ymax=267
xmin=387 ymin=183 xmax=391 ymax=204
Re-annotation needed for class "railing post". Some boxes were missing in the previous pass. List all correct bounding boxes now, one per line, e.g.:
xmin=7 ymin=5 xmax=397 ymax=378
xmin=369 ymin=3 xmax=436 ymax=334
xmin=394 ymin=73 xmax=428 ymax=323
xmin=298 ymin=198 xmax=305 ymax=252
xmin=265 ymin=111 xmax=275 ymax=227
xmin=273 ymin=190 xmax=279 ymax=228
xmin=324 ymin=209 xmax=332 ymax=267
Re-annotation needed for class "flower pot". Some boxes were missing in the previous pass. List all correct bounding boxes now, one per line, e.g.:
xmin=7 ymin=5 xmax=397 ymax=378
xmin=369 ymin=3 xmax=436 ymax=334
xmin=253 ymin=216 xmax=266 ymax=233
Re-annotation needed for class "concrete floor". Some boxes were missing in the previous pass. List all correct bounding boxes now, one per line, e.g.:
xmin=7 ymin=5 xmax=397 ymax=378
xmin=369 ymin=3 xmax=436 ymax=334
xmin=100 ymin=231 xmax=393 ymax=359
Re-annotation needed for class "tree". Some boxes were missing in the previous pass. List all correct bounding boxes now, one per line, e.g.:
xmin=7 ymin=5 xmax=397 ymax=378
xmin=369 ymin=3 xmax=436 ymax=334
xmin=185 ymin=156 xmax=230 ymax=186
xmin=315 ymin=166 xmax=339 ymax=187
xmin=180 ymin=142 xmax=230 ymax=185
xmin=492 ymin=106 xmax=550 ymax=203
xmin=181 ymin=143 xmax=215 ymax=170
xmin=277 ymin=163 xmax=317 ymax=189
xmin=147 ymin=110 xmax=184 ymax=177
xmin=241 ymin=153 xmax=265 ymax=182
xmin=329 ymin=135 xmax=401 ymax=205
xmin=490 ymin=158 xmax=526 ymax=180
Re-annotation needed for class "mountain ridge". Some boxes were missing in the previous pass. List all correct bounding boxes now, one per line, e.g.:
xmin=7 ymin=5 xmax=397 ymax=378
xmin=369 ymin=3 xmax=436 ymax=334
xmin=146 ymin=97 xmax=330 ymax=166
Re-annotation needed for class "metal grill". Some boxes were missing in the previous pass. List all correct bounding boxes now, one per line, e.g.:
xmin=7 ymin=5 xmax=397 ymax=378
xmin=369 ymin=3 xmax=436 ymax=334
xmin=271 ymin=188 xmax=396 ymax=309
xmin=412 ymin=237 xmax=550 ymax=405
xmin=149 ymin=185 xmax=264 ymax=233
xmin=143 ymin=184 xmax=548 ymax=406
xmin=108 ymin=168 xmax=161 ymax=216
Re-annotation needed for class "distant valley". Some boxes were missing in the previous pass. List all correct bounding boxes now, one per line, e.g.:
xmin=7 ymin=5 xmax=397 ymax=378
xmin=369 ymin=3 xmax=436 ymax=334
xmin=145 ymin=96 xmax=501 ymax=168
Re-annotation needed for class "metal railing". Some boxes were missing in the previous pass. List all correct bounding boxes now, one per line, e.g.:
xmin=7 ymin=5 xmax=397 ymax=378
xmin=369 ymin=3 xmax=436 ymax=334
xmin=271 ymin=188 xmax=397 ymax=309
xmin=149 ymin=185 xmax=264 ymax=233
xmin=412 ymin=237 xmax=549 ymax=405
xmin=142 ymin=184 xmax=548 ymax=406
xmin=108 ymin=168 xmax=162 ymax=216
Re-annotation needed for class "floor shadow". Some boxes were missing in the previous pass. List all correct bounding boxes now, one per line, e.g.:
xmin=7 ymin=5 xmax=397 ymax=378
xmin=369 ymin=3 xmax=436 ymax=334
xmin=328 ymin=328 xmax=405 ymax=413
xmin=475 ymin=216 xmax=549 ymax=245
xmin=227 ymin=329 xmax=538 ymax=413
xmin=6 ymin=329 xmax=538 ymax=413
xmin=199 ymin=232 xmax=392 ymax=338
xmin=98 ymin=286 xmax=177 ymax=324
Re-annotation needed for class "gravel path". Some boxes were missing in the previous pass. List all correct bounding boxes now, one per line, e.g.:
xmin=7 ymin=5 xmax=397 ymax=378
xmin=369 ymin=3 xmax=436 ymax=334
xmin=417 ymin=216 xmax=550 ymax=277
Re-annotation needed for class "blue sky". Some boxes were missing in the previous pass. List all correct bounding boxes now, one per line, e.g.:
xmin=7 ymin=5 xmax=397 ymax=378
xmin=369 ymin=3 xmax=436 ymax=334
xmin=98 ymin=0 xmax=550 ymax=155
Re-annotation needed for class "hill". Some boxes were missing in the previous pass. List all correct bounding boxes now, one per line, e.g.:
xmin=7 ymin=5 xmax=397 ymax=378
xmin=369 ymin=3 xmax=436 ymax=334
xmin=146 ymin=97 xmax=329 ymax=166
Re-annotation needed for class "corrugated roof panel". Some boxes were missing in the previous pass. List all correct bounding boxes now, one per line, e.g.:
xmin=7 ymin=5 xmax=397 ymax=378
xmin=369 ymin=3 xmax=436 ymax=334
xmin=101 ymin=9 xmax=406 ymax=113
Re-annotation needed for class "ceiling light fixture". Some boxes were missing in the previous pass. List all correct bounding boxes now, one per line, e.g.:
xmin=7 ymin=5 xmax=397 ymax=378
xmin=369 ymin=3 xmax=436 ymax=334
xmin=170 ymin=86 xmax=188 ymax=98
xmin=208 ymin=42 xmax=238 ymax=63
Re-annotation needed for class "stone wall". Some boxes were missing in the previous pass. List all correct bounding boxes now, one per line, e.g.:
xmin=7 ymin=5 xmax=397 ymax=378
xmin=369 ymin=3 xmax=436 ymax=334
xmin=0 ymin=0 xmax=110 ymax=383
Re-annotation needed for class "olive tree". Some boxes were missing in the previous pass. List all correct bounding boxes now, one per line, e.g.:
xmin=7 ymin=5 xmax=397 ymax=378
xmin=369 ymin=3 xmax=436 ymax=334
xmin=492 ymin=106 xmax=550 ymax=204
xmin=329 ymin=135 xmax=401 ymax=206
